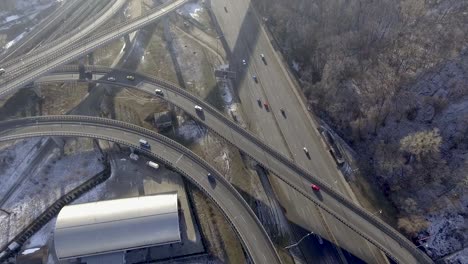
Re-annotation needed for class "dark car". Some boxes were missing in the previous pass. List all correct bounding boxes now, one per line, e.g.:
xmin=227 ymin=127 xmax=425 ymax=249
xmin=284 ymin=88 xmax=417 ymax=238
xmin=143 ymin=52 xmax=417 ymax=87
xmin=280 ymin=108 xmax=286 ymax=117
xmin=207 ymin=173 xmax=215 ymax=184
xmin=253 ymin=75 xmax=258 ymax=83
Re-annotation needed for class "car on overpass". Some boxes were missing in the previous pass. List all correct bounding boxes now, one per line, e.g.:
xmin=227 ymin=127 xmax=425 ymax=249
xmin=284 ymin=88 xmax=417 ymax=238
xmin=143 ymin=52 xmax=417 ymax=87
xmin=311 ymin=184 xmax=320 ymax=191
xmin=0 ymin=68 xmax=5 ymax=76
xmin=260 ymin=54 xmax=267 ymax=64
xmin=139 ymin=139 xmax=150 ymax=149
xmin=207 ymin=173 xmax=215 ymax=184
xmin=126 ymin=75 xmax=135 ymax=81
xmin=280 ymin=108 xmax=286 ymax=117
xmin=155 ymin=89 xmax=164 ymax=96
xmin=107 ymin=76 xmax=116 ymax=82
xmin=303 ymin=147 xmax=311 ymax=159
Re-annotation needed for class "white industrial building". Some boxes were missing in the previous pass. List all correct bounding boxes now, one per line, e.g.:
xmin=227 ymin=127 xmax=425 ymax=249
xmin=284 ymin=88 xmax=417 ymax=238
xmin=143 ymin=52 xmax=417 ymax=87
xmin=54 ymin=193 xmax=180 ymax=261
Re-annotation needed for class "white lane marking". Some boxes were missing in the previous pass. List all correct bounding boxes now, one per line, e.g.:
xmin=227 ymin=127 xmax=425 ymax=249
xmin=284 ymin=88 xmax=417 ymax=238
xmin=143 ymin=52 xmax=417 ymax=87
xmin=285 ymin=189 xmax=291 ymax=201
xmin=175 ymin=154 xmax=184 ymax=164
xmin=301 ymin=208 xmax=308 ymax=219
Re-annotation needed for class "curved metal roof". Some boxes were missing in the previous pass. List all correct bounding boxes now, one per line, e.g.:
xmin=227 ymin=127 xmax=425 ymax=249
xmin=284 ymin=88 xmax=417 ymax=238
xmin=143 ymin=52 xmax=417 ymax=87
xmin=54 ymin=193 xmax=180 ymax=260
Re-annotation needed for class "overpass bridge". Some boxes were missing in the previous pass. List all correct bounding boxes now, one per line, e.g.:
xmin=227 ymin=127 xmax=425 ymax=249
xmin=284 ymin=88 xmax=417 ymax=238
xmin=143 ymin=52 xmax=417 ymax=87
xmin=0 ymin=0 xmax=188 ymax=98
xmin=28 ymin=66 xmax=434 ymax=264
xmin=0 ymin=116 xmax=282 ymax=264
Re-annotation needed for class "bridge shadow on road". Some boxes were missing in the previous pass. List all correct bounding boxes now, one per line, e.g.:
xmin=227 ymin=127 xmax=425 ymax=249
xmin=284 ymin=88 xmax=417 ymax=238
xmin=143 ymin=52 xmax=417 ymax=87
xmin=235 ymin=185 xmax=365 ymax=264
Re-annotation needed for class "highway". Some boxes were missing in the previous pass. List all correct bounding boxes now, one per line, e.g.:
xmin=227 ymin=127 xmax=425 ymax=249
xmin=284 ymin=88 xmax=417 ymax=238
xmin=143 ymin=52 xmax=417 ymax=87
xmin=0 ymin=116 xmax=282 ymax=264
xmin=0 ymin=0 xmax=127 ymax=73
xmin=0 ymin=0 xmax=81 ymax=62
xmin=34 ymin=66 xmax=433 ymax=264
xmin=209 ymin=0 xmax=389 ymax=262
xmin=0 ymin=0 xmax=186 ymax=95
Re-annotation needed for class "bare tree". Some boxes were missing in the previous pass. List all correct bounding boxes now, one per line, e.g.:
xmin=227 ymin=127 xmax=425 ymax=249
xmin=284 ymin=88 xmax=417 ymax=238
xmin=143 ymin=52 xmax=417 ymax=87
xmin=400 ymin=128 xmax=442 ymax=160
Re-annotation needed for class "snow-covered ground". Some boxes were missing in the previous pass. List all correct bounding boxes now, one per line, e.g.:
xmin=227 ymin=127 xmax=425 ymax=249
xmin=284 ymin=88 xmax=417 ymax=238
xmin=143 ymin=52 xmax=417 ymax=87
xmin=177 ymin=118 xmax=207 ymax=143
xmin=3 ymin=31 xmax=27 ymax=49
xmin=0 ymin=139 xmax=104 ymax=249
xmin=176 ymin=2 xmax=203 ymax=21
xmin=22 ymin=218 xmax=56 ymax=249
xmin=0 ymin=139 xmax=43 ymax=200
xmin=21 ymin=247 xmax=40 ymax=255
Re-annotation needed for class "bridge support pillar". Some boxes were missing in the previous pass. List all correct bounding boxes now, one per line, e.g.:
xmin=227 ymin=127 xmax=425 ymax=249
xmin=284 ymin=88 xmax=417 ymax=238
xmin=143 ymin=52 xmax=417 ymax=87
xmin=87 ymin=52 xmax=95 ymax=65
xmin=32 ymin=85 xmax=42 ymax=98
xmin=51 ymin=137 xmax=65 ymax=156
xmin=163 ymin=17 xmax=173 ymax=43
xmin=124 ymin=35 xmax=131 ymax=51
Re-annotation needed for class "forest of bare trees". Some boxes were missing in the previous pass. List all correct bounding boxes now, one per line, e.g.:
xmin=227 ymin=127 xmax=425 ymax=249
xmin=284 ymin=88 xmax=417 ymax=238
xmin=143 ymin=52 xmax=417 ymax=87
xmin=253 ymin=0 xmax=467 ymax=259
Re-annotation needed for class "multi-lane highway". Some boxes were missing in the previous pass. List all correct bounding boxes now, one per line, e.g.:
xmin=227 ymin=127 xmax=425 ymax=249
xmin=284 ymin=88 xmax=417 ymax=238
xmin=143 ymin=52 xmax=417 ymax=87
xmin=209 ymin=0 xmax=391 ymax=262
xmin=0 ymin=0 xmax=81 ymax=62
xmin=0 ymin=0 xmax=127 ymax=72
xmin=34 ymin=66 xmax=433 ymax=264
xmin=0 ymin=116 xmax=282 ymax=264
xmin=0 ymin=0 xmax=187 ymax=96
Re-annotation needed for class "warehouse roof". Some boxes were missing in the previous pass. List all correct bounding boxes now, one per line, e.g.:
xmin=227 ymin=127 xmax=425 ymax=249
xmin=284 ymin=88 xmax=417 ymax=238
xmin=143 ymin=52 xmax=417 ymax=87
xmin=54 ymin=193 xmax=180 ymax=260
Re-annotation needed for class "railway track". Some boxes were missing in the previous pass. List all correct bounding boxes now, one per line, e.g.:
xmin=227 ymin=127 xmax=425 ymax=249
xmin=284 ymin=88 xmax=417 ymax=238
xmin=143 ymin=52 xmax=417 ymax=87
xmin=0 ymin=164 xmax=111 ymax=263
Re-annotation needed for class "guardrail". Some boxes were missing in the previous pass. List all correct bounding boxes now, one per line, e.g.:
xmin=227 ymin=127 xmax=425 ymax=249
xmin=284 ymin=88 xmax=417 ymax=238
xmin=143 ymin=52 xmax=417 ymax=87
xmin=43 ymin=66 xmax=435 ymax=263
xmin=0 ymin=0 xmax=189 ymax=101
xmin=1 ymin=0 xmax=186 ymax=77
xmin=0 ymin=116 xmax=283 ymax=264
xmin=0 ymin=0 xmax=82 ymax=63
xmin=0 ymin=165 xmax=110 ymax=263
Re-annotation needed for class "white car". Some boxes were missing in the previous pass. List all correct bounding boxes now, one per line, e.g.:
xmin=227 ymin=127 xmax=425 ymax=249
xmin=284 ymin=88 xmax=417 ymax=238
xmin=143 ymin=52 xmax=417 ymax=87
xmin=242 ymin=59 xmax=247 ymax=65
xmin=155 ymin=89 xmax=164 ymax=96
xmin=194 ymin=105 xmax=203 ymax=111
xmin=260 ymin=54 xmax=266 ymax=64
xmin=107 ymin=77 xmax=116 ymax=82
xmin=0 ymin=68 xmax=5 ymax=75
xmin=303 ymin=147 xmax=309 ymax=154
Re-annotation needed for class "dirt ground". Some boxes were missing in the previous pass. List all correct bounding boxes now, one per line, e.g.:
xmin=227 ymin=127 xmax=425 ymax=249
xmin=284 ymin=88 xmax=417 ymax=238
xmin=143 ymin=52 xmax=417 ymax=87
xmin=188 ymin=184 xmax=246 ymax=263
xmin=39 ymin=82 xmax=89 ymax=115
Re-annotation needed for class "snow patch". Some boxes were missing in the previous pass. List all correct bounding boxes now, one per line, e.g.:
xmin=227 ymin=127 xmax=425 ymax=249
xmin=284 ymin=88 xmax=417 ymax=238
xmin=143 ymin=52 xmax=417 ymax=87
xmin=24 ymin=218 xmax=56 ymax=249
xmin=3 ymin=32 xmax=27 ymax=50
xmin=5 ymin=15 xmax=19 ymax=23
xmin=177 ymin=3 xmax=203 ymax=20
xmin=220 ymin=82 xmax=233 ymax=104
xmin=21 ymin=247 xmax=40 ymax=255
xmin=292 ymin=60 xmax=301 ymax=72
xmin=444 ymin=247 xmax=468 ymax=264
xmin=177 ymin=119 xmax=206 ymax=142
xmin=423 ymin=213 xmax=467 ymax=259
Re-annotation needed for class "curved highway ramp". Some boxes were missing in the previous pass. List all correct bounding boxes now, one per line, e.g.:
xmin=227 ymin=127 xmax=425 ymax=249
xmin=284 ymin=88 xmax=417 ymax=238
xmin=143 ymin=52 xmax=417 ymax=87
xmin=0 ymin=116 xmax=282 ymax=264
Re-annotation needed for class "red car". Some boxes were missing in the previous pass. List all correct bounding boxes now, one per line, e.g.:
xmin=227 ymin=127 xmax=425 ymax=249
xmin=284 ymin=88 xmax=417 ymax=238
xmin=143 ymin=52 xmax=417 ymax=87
xmin=311 ymin=184 xmax=320 ymax=191
xmin=264 ymin=102 xmax=269 ymax=111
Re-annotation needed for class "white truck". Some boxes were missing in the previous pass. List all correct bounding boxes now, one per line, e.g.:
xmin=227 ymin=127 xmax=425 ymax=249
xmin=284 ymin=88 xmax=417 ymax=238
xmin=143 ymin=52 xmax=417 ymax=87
xmin=146 ymin=161 xmax=159 ymax=169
